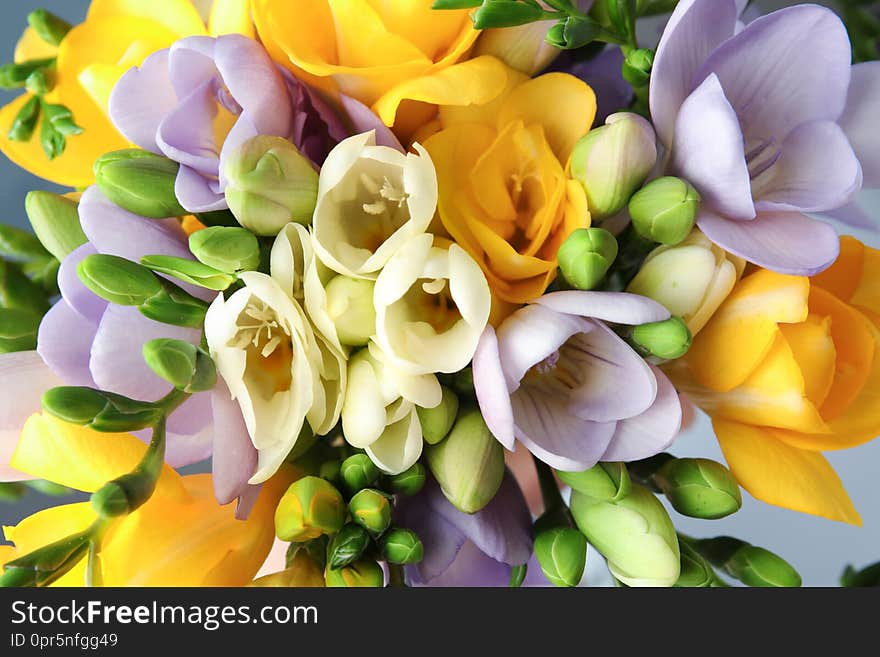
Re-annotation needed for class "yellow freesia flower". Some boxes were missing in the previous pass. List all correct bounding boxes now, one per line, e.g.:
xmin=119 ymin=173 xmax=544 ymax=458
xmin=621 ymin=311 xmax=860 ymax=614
xmin=667 ymin=237 xmax=880 ymax=525
xmin=422 ymin=65 xmax=595 ymax=314
xmin=1 ymin=413 xmax=294 ymax=586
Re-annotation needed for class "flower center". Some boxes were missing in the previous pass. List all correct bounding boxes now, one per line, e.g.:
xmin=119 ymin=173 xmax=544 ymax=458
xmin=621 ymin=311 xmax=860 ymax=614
xmin=229 ymin=299 xmax=290 ymax=358
xmin=525 ymin=343 xmax=583 ymax=390
xmin=357 ymin=171 xmax=411 ymax=252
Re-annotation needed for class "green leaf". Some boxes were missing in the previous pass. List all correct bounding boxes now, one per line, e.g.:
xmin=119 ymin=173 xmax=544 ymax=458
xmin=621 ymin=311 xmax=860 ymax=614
xmin=0 ymin=259 xmax=49 ymax=313
xmin=0 ymin=307 xmax=41 ymax=353
xmin=473 ymin=1 xmax=549 ymax=29
xmin=432 ymin=0 xmax=482 ymax=9
xmin=0 ymin=225 xmax=51 ymax=262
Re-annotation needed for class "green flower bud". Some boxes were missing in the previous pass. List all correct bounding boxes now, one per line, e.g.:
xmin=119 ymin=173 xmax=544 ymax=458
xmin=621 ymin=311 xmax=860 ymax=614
xmin=629 ymin=176 xmax=700 ymax=245
xmin=77 ymin=254 xmax=163 ymax=306
xmin=0 ymin=482 xmax=26 ymax=502
xmin=694 ymin=537 xmax=801 ymax=587
xmin=188 ymin=226 xmax=260 ymax=273
xmin=381 ymin=527 xmax=424 ymax=565
xmin=27 ymin=9 xmax=72 ymax=46
xmin=557 ymin=227 xmax=618 ymax=290
xmin=417 ymin=385 xmax=459 ymax=445
xmin=0 ymin=58 xmax=55 ymax=90
xmin=41 ymin=386 xmax=162 ymax=433
xmin=138 ymin=280 xmax=208 ymax=328
xmin=387 ymin=462 xmax=427 ymax=497
xmin=90 ymin=481 xmax=130 ymax=518
xmin=570 ymin=113 xmax=657 ymax=220
xmin=841 ymin=561 xmax=880 ymax=587
xmin=0 ymin=307 xmax=40 ymax=353
xmin=340 ymin=454 xmax=380 ymax=493
xmin=94 ymin=149 xmax=185 ymax=218
xmin=631 ymin=316 xmax=692 ymax=360
xmin=675 ymin=540 xmax=715 ymax=588
xmin=449 ymin=366 xmax=474 ymax=397
xmin=319 ymin=460 xmax=341 ymax=483
xmin=557 ymin=462 xmax=631 ymax=502
xmin=348 ymin=488 xmax=392 ymax=536
xmin=140 ymin=255 xmax=236 ymax=291
xmin=655 ymin=458 xmax=742 ymax=519
xmin=142 ymin=338 xmax=217 ymax=393
xmin=275 ymin=476 xmax=346 ymax=543
xmin=621 ymin=48 xmax=654 ymax=88
xmin=25 ymin=191 xmax=85 ymax=261
xmin=0 ymin=530 xmax=91 ymax=588
xmin=509 ymin=563 xmax=528 ymax=588
xmin=327 ymin=523 xmax=371 ymax=569
xmin=41 ymin=103 xmax=82 ymax=138
xmin=7 ymin=94 xmax=41 ymax=141
xmin=570 ymin=484 xmax=680 ymax=587
xmin=324 ymin=275 xmax=377 ymax=347
xmin=425 ymin=407 xmax=504 ymax=514
xmin=0 ymin=259 xmax=48 ymax=313
xmin=223 ymin=135 xmax=319 ymax=236
xmin=534 ymin=527 xmax=588 ymax=587
xmin=324 ymin=559 xmax=384 ymax=588
xmin=26 ymin=68 xmax=53 ymax=96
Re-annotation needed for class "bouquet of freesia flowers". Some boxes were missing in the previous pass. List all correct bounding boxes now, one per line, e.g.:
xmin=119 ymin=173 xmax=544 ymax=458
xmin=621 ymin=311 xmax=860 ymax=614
xmin=0 ymin=0 xmax=878 ymax=589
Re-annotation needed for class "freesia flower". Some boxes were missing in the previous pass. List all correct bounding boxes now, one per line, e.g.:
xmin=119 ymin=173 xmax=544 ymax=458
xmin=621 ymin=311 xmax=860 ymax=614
xmin=666 ymin=237 xmax=880 ymax=525
xmin=0 ymin=0 xmax=208 ymax=187
xmin=190 ymin=0 xmax=255 ymax=37
xmin=110 ymin=33 xmax=346 ymax=213
xmin=398 ymin=471 xmax=533 ymax=587
xmin=473 ymin=291 xmax=682 ymax=471
xmin=1 ymin=412 xmax=293 ymax=586
xmin=650 ymin=0 xmax=876 ymax=275
xmin=374 ymin=233 xmax=491 ymax=376
xmin=423 ymin=65 xmax=595 ymax=310
xmin=312 ymin=131 xmax=437 ymax=279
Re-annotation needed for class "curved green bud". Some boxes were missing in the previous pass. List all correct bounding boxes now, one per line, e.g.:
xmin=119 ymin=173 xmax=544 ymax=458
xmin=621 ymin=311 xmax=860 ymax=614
xmin=77 ymin=254 xmax=163 ymax=306
xmin=387 ymin=462 xmax=427 ymax=497
xmin=41 ymin=103 xmax=81 ymax=138
xmin=26 ymin=68 xmax=52 ymax=96
xmin=324 ymin=275 xmax=377 ymax=347
xmin=28 ymin=9 xmax=72 ymax=46
xmin=557 ymin=227 xmax=618 ymax=291
xmin=90 ymin=481 xmax=130 ymax=518
xmin=629 ymin=176 xmax=700 ymax=246
xmin=0 ymin=530 xmax=91 ymax=588
xmin=340 ymin=454 xmax=380 ymax=493
xmin=0 ymin=59 xmax=54 ymax=92
xmin=275 ymin=476 xmax=346 ymax=542
xmin=327 ymin=523 xmax=371 ymax=570
xmin=631 ymin=316 xmax=692 ymax=360
xmin=655 ymin=458 xmax=742 ymax=519
xmin=0 ymin=259 xmax=48 ymax=313
xmin=425 ymin=407 xmax=504 ymax=514
xmin=138 ymin=280 xmax=208 ymax=328
xmin=509 ymin=563 xmax=528 ymax=588
xmin=324 ymin=559 xmax=384 ymax=588
xmin=694 ymin=537 xmax=801 ymax=588
xmin=25 ymin=191 xmax=85 ymax=261
xmin=7 ymin=95 xmax=41 ymax=141
xmin=0 ymin=307 xmax=41 ymax=353
xmin=534 ymin=527 xmax=588 ymax=587
xmin=675 ymin=541 xmax=715 ymax=588
xmin=557 ymin=462 xmax=631 ymax=502
xmin=570 ymin=484 xmax=680 ymax=587
xmin=349 ymin=488 xmax=392 ymax=536
xmin=41 ymin=386 xmax=162 ymax=433
xmin=142 ymin=338 xmax=217 ymax=393
xmin=224 ymin=135 xmax=319 ymax=236
xmin=140 ymin=255 xmax=235 ymax=291
xmin=381 ymin=527 xmax=424 ymax=565
xmin=570 ymin=113 xmax=657 ymax=220
xmin=417 ymin=385 xmax=459 ymax=445
xmin=188 ymin=226 xmax=260 ymax=273
xmin=621 ymin=48 xmax=654 ymax=87
xmin=94 ymin=149 xmax=185 ymax=218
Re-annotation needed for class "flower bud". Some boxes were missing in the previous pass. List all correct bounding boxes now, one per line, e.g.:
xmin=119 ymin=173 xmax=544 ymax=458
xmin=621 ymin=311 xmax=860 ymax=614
xmin=27 ymin=9 xmax=72 ymax=46
xmin=534 ymin=527 xmax=588 ymax=587
xmin=142 ymin=338 xmax=217 ymax=393
xmin=387 ymin=462 xmax=426 ymax=497
xmin=694 ymin=537 xmax=801 ymax=587
xmin=26 ymin=68 xmax=52 ymax=96
xmin=41 ymin=386 xmax=162 ymax=433
xmin=557 ymin=227 xmax=618 ymax=290
xmin=275 ymin=476 xmax=346 ymax=542
xmin=557 ymin=462 xmax=631 ymax=502
xmin=570 ymin=484 xmax=680 ymax=587
xmin=340 ymin=454 xmax=380 ymax=493
xmin=416 ymin=385 xmax=459 ymax=445
xmin=675 ymin=541 xmax=715 ymax=588
xmin=631 ymin=316 xmax=692 ymax=360
xmin=629 ymin=176 xmax=700 ymax=245
xmin=94 ymin=150 xmax=186 ymax=218
xmin=841 ymin=561 xmax=880 ymax=587
xmin=138 ymin=280 xmax=208 ymax=328
xmin=90 ymin=481 xmax=130 ymax=518
xmin=324 ymin=559 xmax=384 ymax=588
xmin=0 ymin=60 xmax=53 ymax=91
xmin=324 ymin=275 xmax=377 ymax=347
xmin=381 ymin=527 xmax=424 ymax=565
xmin=188 ymin=226 xmax=260 ymax=273
xmin=621 ymin=48 xmax=654 ymax=88
xmin=425 ymin=407 xmax=504 ymax=513
xmin=473 ymin=20 xmax=561 ymax=75
xmin=327 ymin=523 xmax=371 ymax=569
xmin=570 ymin=113 xmax=657 ymax=220
xmin=0 ymin=307 xmax=40 ymax=353
xmin=24 ymin=191 xmax=86 ymax=262
xmin=349 ymin=488 xmax=392 ymax=536
xmin=509 ymin=564 xmax=528 ymax=588
xmin=224 ymin=135 xmax=319 ymax=236
xmin=7 ymin=95 xmax=40 ymax=141
xmin=77 ymin=254 xmax=163 ymax=306
xmin=655 ymin=458 xmax=741 ymax=519
xmin=140 ymin=255 xmax=236 ymax=291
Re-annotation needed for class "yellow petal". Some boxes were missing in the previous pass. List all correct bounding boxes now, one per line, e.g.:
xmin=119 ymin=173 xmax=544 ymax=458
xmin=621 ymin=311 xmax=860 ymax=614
xmin=778 ymin=314 xmax=836 ymax=409
xmin=250 ymin=552 xmax=325 ymax=587
xmin=439 ymin=65 xmax=529 ymax=129
xmin=14 ymin=27 xmax=57 ymax=63
xmin=849 ymin=240 xmax=880 ymax=322
xmin=714 ymin=418 xmax=861 ymax=525
xmin=87 ymin=0 xmax=208 ymax=36
xmin=810 ymin=235 xmax=863 ymax=302
xmin=209 ymin=0 xmax=256 ymax=37
xmin=686 ymin=269 xmax=810 ymax=392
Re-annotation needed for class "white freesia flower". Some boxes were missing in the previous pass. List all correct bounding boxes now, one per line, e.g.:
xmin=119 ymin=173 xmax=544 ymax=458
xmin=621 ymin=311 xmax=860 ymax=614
xmin=374 ymin=233 xmax=491 ymax=375
xmin=342 ymin=343 xmax=442 ymax=474
xmin=312 ymin=131 xmax=438 ymax=278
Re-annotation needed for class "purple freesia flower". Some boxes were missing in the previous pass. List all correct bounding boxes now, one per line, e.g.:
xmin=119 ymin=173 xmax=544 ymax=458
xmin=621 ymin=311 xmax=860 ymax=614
xmin=398 ymin=472 xmax=533 ymax=587
xmin=109 ymin=34 xmax=347 ymax=214
xmin=651 ymin=0 xmax=877 ymax=275
xmin=473 ymin=291 xmax=682 ymax=471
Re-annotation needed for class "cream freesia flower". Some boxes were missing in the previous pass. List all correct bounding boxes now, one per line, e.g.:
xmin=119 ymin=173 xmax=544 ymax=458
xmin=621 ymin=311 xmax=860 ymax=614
xmin=374 ymin=234 xmax=491 ymax=376
xmin=312 ymin=131 xmax=438 ymax=279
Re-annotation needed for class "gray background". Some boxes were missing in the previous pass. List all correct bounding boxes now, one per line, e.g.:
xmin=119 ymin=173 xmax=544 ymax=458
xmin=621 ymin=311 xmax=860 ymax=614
xmin=1 ymin=0 xmax=878 ymax=586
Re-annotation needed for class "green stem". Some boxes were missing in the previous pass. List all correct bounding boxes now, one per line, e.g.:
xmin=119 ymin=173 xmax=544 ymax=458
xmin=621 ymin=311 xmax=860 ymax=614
xmin=387 ymin=563 xmax=406 ymax=588
xmin=533 ymin=456 xmax=565 ymax=514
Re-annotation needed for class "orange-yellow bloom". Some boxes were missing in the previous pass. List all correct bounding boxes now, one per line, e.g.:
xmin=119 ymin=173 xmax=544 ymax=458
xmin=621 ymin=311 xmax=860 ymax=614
xmin=423 ymin=66 xmax=595 ymax=312
xmin=1 ymin=413 xmax=294 ymax=586
xmin=667 ymin=237 xmax=880 ymax=525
